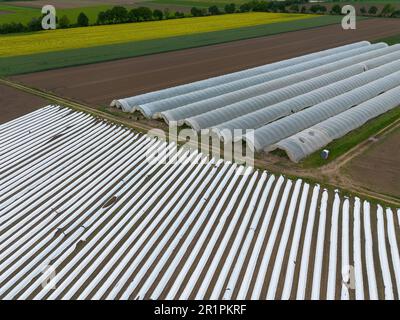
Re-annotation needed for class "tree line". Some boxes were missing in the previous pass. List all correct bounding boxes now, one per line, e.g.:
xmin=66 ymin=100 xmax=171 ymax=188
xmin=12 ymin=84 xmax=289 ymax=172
xmin=1 ymin=1 xmax=399 ymax=35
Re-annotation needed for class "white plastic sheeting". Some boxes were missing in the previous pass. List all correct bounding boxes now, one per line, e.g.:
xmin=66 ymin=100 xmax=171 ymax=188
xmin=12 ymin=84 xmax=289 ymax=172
xmin=186 ymin=64 xmax=365 ymax=132
xmin=363 ymin=202 xmax=379 ymax=300
xmin=1 ymin=107 xmax=399 ymax=300
xmin=111 ymin=41 xmax=370 ymax=112
xmin=160 ymin=43 xmax=389 ymax=124
xmin=274 ymin=85 xmax=400 ymax=162
xmin=125 ymin=44 xmax=386 ymax=119
xmin=153 ymin=44 xmax=385 ymax=120
xmin=242 ymin=69 xmax=400 ymax=153
xmin=181 ymin=43 xmax=399 ymax=129
xmin=213 ymin=51 xmax=400 ymax=140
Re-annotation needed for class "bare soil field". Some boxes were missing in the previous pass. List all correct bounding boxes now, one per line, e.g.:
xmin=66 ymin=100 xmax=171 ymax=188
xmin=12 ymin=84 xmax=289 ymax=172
xmin=8 ymin=0 xmax=151 ymax=9
xmin=12 ymin=19 xmax=400 ymax=108
xmin=0 ymin=10 xmax=13 ymax=15
xmin=0 ymin=84 xmax=50 ymax=124
xmin=343 ymin=127 xmax=400 ymax=199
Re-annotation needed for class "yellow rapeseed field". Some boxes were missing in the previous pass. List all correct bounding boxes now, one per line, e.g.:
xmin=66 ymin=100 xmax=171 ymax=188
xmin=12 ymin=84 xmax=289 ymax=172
xmin=0 ymin=12 xmax=316 ymax=57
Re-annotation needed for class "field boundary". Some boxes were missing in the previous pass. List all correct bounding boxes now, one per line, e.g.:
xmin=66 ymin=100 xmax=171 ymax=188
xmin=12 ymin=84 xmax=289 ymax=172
xmin=0 ymin=15 xmax=346 ymax=76
xmin=1 ymin=77 xmax=399 ymax=207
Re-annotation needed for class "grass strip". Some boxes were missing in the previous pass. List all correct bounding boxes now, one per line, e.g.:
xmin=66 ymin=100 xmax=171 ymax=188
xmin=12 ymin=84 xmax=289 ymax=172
xmin=0 ymin=15 xmax=342 ymax=76
xmin=301 ymin=106 xmax=400 ymax=168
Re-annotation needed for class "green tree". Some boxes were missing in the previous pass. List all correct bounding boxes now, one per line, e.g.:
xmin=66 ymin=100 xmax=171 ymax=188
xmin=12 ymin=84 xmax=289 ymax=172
xmin=58 ymin=14 xmax=70 ymax=28
xmin=290 ymin=4 xmax=299 ymax=13
xmin=110 ymin=6 xmax=128 ymax=23
xmin=97 ymin=11 xmax=107 ymax=24
xmin=27 ymin=17 xmax=43 ymax=31
xmin=391 ymin=10 xmax=400 ymax=18
xmin=208 ymin=5 xmax=221 ymax=15
xmin=77 ymin=12 xmax=89 ymax=26
xmin=360 ymin=7 xmax=366 ymax=15
xmin=0 ymin=22 xmax=26 ymax=34
xmin=191 ymin=7 xmax=204 ymax=17
xmin=224 ymin=3 xmax=236 ymax=14
xmin=128 ymin=8 xmax=140 ymax=22
xmin=381 ymin=4 xmax=395 ymax=17
xmin=136 ymin=7 xmax=153 ymax=21
xmin=368 ymin=6 xmax=378 ymax=15
xmin=163 ymin=8 xmax=171 ymax=19
xmin=174 ymin=11 xmax=185 ymax=18
xmin=153 ymin=9 xmax=163 ymax=20
xmin=239 ymin=3 xmax=252 ymax=12
xmin=330 ymin=4 xmax=341 ymax=15
xmin=253 ymin=1 xmax=269 ymax=12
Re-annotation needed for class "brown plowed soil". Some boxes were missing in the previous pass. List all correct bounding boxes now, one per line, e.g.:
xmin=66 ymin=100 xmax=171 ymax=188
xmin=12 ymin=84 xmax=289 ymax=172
xmin=11 ymin=18 xmax=400 ymax=108
xmin=344 ymin=128 xmax=400 ymax=199
xmin=0 ymin=84 xmax=50 ymax=124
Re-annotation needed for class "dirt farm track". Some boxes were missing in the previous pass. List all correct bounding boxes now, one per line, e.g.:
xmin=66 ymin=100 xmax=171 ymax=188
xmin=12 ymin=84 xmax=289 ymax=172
xmin=11 ymin=18 xmax=400 ymax=108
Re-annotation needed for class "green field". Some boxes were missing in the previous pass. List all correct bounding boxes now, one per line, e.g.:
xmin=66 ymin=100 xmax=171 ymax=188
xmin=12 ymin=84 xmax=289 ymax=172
xmin=376 ymin=33 xmax=400 ymax=44
xmin=0 ymin=14 xmax=344 ymax=76
xmin=0 ymin=4 xmax=135 ymax=25
xmin=2 ymin=12 xmax=315 ymax=57
xmin=0 ymin=0 xmax=397 ymax=27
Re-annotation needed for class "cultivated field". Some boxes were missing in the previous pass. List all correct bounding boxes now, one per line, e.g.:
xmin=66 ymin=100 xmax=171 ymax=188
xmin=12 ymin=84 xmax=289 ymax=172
xmin=1 ymin=0 xmax=399 ymax=303
xmin=0 ymin=84 xmax=49 ymax=124
xmin=0 ymin=106 xmax=399 ymax=300
xmin=0 ymin=14 xmax=344 ymax=76
xmin=6 ymin=21 xmax=400 ymax=200
xmin=0 ymin=12 xmax=316 ymax=58
xmin=11 ymin=19 xmax=400 ymax=106
xmin=343 ymin=127 xmax=400 ymax=198
xmin=110 ymin=41 xmax=400 ymax=163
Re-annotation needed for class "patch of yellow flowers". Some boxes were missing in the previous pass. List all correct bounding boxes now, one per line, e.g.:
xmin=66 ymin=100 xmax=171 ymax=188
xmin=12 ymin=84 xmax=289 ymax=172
xmin=0 ymin=12 xmax=316 ymax=57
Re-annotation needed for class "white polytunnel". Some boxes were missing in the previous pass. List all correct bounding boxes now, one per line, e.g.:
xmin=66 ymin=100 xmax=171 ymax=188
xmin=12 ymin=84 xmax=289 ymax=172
xmin=183 ymin=44 xmax=399 ymax=130
xmin=157 ymin=43 xmax=387 ymax=122
xmin=241 ymin=68 xmax=400 ymax=152
xmin=275 ymin=85 xmax=400 ymax=162
xmin=109 ymin=41 xmax=400 ymax=163
xmin=213 ymin=51 xmax=400 ymax=141
xmin=110 ymin=41 xmax=370 ymax=112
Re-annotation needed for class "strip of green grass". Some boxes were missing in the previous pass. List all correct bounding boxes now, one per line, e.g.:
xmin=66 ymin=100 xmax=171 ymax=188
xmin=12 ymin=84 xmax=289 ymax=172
xmin=0 ymin=15 xmax=344 ymax=76
xmin=374 ymin=33 xmax=400 ymax=45
xmin=300 ymin=106 xmax=400 ymax=168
